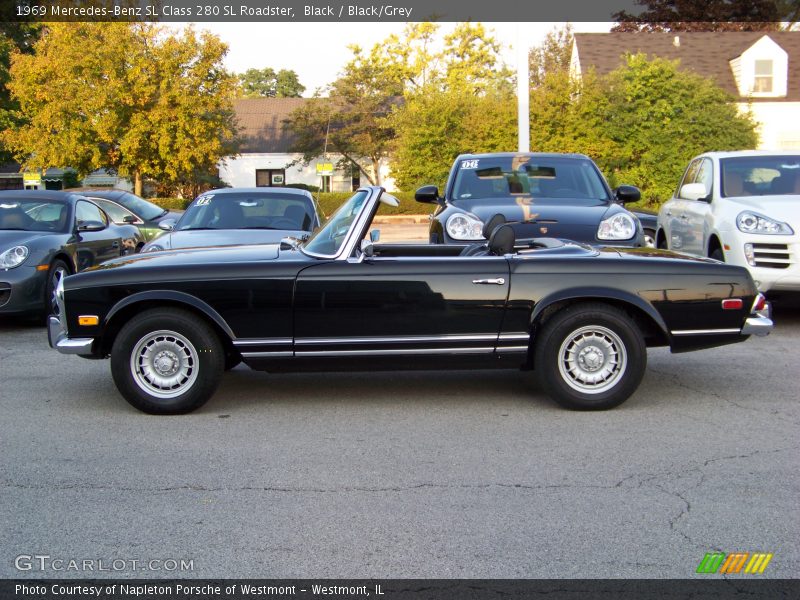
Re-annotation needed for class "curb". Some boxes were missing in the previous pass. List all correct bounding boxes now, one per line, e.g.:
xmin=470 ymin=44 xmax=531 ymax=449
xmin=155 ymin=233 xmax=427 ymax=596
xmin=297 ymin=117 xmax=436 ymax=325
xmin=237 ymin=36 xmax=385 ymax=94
xmin=372 ymin=215 xmax=430 ymax=224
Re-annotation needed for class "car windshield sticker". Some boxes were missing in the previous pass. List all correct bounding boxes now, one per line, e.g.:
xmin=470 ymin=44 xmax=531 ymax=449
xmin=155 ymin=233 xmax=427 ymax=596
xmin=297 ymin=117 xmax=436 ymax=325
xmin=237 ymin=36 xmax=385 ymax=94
xmin=461 ymin=159 xmax=479 ymax=169
xmin=196 ymin=195 xmax=214 ymax=206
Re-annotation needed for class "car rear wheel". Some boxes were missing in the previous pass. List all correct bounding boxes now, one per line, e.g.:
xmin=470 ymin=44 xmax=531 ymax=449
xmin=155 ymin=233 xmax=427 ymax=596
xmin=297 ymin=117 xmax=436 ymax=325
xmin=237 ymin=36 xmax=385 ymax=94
xmin=710 ymin=248 xmax=724 ymax=262
xmin=110 ymin=308 xmax=224 ymax=414
xmin=534 ymin=303 xmax=646 ymax=410
xmin=643 ymin=229 xmax=656 ymax=248
xmin=45 ymin=259 xmax=70 ymax=316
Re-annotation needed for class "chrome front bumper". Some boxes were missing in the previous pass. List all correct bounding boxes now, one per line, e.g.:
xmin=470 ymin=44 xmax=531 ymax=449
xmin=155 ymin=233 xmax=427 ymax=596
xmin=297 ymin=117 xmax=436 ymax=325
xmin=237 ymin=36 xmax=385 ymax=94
xmin=48 ymin=316 xmax=94 ymax=355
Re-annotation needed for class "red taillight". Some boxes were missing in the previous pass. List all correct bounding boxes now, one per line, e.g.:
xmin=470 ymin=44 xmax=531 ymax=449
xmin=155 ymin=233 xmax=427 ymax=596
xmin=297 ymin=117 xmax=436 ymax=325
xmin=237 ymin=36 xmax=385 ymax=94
xmin=721 ymin=299 xmax=743 ymax=310
xmin=752 ymin=293 xmax=767 ymax=312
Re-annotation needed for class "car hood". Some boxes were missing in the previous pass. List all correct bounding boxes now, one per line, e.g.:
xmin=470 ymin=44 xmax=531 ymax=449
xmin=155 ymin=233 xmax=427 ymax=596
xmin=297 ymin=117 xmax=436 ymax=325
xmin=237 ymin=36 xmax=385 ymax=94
xmin=0 ymin=230 xmax=58 ymax=248
xmin=452 ymin=198 xmax=618 ymax=241
xmin=721 ymin=196 xmax=798 ymax=223
xmin=158 ymin=228 xmax=306 ymax=250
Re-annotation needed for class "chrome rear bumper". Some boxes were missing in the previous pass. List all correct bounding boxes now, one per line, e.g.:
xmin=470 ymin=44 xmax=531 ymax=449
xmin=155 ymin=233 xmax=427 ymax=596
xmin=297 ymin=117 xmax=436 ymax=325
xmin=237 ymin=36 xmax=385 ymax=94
xmin=741 ymin=315 xmax=773 ymax=337
xmin=48 ymin=316 xmax=94 ymax=355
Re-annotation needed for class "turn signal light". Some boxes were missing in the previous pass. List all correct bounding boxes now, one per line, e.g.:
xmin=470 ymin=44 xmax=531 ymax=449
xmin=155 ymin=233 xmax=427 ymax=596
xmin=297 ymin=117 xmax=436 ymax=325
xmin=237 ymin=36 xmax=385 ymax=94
xmin=721 ymin=299 xmax=743 ymax=310
xmin=752 ymin=294 xmax=767 ymax=312
xmin=78 ymin=316 xmax=99 ymax=326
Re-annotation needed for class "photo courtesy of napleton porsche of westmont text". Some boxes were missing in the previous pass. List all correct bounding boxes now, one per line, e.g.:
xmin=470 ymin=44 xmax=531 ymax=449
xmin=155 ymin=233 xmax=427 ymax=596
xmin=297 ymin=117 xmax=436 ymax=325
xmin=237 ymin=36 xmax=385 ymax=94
xmin=0 ymin=1 xmax=798 ymax=599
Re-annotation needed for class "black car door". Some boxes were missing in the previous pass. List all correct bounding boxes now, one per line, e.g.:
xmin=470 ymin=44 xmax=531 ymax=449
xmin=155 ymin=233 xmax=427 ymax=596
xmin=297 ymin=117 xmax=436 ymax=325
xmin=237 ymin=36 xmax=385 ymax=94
xmin=72 ymin=200 xmax=121 ymax=270
xmin=293 ymin=256 xmax=512 ymax=360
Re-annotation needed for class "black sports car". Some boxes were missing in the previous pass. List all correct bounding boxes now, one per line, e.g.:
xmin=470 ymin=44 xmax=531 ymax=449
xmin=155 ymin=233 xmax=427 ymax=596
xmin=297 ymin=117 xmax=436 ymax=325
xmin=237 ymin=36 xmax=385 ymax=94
xmin=49 ymin=186 xmax=771 ymax=415
xmin=141 ymin=187 xmax=322 ymax=252
xmin=417 ymin=152 xmax=646 ymax=247
xmin=0 ymin=190 xmax=143 ymax=316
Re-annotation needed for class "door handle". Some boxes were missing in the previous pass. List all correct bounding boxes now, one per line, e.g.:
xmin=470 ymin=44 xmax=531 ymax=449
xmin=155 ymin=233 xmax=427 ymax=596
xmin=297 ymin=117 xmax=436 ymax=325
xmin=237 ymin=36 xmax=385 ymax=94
xmin=111 ymin=241 xmax=120 ymax=248
xmin=472 ymin=278 xmax=505 ymax=285
xmin=679 ymin=214 xmax=689 ymax=220
xmin=665 ymin=210 xmax=672 ymax=216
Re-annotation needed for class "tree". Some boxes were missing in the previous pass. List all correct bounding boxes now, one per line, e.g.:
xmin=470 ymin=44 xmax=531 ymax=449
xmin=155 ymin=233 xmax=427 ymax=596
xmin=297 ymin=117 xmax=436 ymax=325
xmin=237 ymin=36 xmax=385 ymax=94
xmin=2 ymin=23 xmax=238 ymax=196
xmin=612 ymin=0 xmax=793 ymax=32
xmin=238 ymin=67 xmax=305 ymax=98
xmin=528 ymin=24 xmax=574 ymax=87
xmin=601 ymin=54 xmax=758 ymax=204
xmin=392 ymin=90 xmax=516 ymax=190
xmin=0 ymin=22 xmax=41 ymax=164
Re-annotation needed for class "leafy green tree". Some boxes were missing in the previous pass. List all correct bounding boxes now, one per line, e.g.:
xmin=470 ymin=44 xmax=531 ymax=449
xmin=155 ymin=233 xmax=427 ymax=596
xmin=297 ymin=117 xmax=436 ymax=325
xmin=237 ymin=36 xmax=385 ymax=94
xmin=612 ymin=0 xmax=792 ymax=31
xmin=238 ymin=67 xmax=305 ymax=98
xmin=528 ymin=24 xmax=574 ymax=87
xmin=392 ymin=90 xmax=516 ymax=191
xmin=3 ymin=23 xmax=238 ymax=196
xmin=602 ymin=54 xmax=757 ymax=204
xmin=0 ymin=23 xmax=41 ymax=164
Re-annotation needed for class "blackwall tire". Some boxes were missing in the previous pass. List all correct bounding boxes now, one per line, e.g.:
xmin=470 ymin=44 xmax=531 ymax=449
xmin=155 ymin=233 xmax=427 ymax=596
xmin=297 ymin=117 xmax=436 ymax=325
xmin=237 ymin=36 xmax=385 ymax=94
xmin=534 ymin=303 xmax=646 ymax=410
xmin=110 ymin=308 xmax=224 ymax=414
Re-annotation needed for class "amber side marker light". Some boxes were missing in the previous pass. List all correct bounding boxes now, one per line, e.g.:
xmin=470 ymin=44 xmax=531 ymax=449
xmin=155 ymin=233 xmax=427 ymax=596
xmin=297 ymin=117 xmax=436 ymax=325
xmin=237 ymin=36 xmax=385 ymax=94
xmin=78 ymin=316 xmax=99 ymax=326
xmin=36 ymin=265 xmax=49 ymax=271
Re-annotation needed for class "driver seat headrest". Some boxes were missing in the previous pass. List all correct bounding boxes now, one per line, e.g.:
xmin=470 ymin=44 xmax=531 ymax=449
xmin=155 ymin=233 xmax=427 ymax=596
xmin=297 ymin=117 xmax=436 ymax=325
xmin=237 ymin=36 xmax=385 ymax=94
xmin=488 ymin=224 xmax=515 ymax=256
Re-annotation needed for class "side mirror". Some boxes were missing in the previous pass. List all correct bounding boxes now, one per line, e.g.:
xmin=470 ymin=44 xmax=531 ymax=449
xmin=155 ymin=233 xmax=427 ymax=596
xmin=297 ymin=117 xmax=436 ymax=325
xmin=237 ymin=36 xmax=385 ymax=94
xmin=415 ymin=185 xmax=440 ymax=204
xmin=123 ymin=215 xmax=138 ymax=224
xmin=158 ymin=218 xmax=176 ymax=231
xmin=360 ymin=239 xmax=374 ymax=258
xmin=615 ymin=185 xmax=641 ymax=204
xmin=77 ymin=220 xmax=106 ymax=232
xmin=680 ymin=183 xmax=709 ymax=202
xmin=369 ymin=229 xmax=380 ymax=243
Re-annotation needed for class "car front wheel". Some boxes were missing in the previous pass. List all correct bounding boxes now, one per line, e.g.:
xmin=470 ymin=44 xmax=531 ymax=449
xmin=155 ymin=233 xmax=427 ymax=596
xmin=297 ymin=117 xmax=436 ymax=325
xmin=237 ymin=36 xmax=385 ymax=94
xmin=534 ymin=303 xmax=646 ymax=410
xmin=110 ymin=308 xmax=224 ymax=414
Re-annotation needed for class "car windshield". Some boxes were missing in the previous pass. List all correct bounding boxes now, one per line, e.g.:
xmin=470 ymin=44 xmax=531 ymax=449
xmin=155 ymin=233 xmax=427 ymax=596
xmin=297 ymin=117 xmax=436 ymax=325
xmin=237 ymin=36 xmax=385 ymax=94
xmin=0 ymin=199 xmax=68 ymax=232
xmin=721 ymin=155 xmax=800 ymax=197
xmin=302 ymin=190 xmax=369 ymax=257
xmin=175 ymin=192 xmax=316 ymax=232
xmin=451 ymin=156 xmax=610 ymax=205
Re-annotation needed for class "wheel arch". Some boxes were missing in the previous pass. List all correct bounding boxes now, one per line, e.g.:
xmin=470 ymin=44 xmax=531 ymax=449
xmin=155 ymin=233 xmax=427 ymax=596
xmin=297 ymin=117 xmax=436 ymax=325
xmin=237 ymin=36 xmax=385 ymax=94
xmin=530 ymin=289 xmax=670 ymax=352
xmin=100 ymin=291 xmax=236 ymax=356
xmin=707 ymin=234 xmax=723 ymax=257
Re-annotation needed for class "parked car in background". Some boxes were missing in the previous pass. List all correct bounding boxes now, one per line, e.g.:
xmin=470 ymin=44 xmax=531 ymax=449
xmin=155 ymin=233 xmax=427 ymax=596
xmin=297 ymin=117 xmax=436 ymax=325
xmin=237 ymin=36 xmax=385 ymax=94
xmin=633 ymin=209 xmax=657 ymax=248
xmin=0 ymin=190 xmax=143 ymax=316
xmin=657 ymin=151 xmax=799 ymax=293
xmin=417 ymin=153 xmax=645 ymax=248
xmin=49 ymin=186 xmax=771 ymax=415
xmin=69 ymin=188 xmax=182 ymax=243
xmin=142 ymin=187 xmax=322 ymax=252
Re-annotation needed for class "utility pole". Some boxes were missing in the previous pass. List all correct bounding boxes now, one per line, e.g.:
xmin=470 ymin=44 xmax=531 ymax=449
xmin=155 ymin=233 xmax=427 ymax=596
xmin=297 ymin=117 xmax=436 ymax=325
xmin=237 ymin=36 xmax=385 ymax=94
xmin=517 ymin=24 xmax=530 ymax=153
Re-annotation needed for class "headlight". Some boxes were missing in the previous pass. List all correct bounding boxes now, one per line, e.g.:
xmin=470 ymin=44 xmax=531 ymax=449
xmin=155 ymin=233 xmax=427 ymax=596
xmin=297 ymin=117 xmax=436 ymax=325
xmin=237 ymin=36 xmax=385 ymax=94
xmin=0 ymin=245 xmax=29 ymax=269
xmin=597 ymin=213 xmax=636 ymax=240
xmin=144 ymin=244 xmax=164 ymax=252
xmin=736 ymin=211 xmax=793 ymax=235
xmin=446 ymin=213 xmax=484 ymax=241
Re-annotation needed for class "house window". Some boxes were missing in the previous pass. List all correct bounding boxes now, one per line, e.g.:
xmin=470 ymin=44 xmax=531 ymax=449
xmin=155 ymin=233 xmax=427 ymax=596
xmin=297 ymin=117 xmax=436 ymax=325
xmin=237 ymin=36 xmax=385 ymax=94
xmin=255 ymin=169 xmax=285 ymax=187
xmin=754 ymin=59 xmax=773 ymax=93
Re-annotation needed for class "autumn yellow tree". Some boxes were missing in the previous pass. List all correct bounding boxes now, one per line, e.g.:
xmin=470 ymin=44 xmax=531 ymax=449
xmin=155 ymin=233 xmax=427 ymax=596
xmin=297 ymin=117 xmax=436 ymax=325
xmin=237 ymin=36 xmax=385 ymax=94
xmin=3 ymin=23 xmax=238 ymax=195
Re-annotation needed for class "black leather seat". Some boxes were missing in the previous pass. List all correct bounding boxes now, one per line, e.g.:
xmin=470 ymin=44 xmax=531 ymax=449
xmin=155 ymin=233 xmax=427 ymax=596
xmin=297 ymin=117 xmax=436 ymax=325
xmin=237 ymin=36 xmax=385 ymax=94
xmin=459 ymin=213 xmax=506 ymax=257
xmin=488 ymin=224 xmax=515 ymax=256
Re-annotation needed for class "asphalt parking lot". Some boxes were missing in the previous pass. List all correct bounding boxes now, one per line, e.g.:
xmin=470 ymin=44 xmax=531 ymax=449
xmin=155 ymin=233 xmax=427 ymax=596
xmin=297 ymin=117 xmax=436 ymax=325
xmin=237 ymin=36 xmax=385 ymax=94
xmin=1 ymin=293 xmax=798 ymax=580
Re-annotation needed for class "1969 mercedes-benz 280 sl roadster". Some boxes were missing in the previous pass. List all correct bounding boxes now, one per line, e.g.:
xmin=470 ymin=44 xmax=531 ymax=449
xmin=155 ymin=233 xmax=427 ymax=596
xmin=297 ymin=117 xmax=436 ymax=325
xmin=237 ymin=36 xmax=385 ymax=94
xmin=49 ymin=186 xmax=772 ymax=414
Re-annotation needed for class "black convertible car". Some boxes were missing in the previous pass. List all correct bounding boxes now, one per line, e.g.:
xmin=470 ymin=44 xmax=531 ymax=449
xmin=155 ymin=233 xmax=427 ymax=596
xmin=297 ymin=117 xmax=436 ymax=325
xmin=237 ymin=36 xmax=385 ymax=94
xmin=418 ymin=153 xmax=647 ymax=247
xmin=0 ymin=190 xmax=143 ymax=316
xmin=49 ymin=186 xmax=771 ymax=415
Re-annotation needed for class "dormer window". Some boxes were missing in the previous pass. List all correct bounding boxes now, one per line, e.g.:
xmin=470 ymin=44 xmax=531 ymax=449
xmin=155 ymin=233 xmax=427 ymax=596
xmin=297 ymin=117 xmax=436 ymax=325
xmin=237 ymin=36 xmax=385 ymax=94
xmin=754 ymin=59 xmax=773 ymax=93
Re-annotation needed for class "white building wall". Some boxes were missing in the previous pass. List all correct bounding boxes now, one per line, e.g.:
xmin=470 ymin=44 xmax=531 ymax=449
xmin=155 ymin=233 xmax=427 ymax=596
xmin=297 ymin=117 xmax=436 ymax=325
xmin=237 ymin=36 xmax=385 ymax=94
xmin=219 ymin=153 xmax=396 ymax=191
xmin=740 ymin=102 xmax=800 ymax=150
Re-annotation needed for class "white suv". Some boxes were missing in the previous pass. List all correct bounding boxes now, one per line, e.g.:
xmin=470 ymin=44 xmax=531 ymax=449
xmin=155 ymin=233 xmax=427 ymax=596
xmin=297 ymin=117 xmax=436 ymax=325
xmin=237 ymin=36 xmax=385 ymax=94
xmin=657 ymin=151 xmax=799 ymax=293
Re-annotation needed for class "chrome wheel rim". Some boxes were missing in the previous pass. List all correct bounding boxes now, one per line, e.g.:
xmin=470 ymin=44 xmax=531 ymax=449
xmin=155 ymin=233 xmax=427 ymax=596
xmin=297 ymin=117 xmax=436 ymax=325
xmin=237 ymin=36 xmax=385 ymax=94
xmin=49 ymin=266 xmax=68 ymax=315
xmin=643 ymin=232 xmax=655 ymax=248
xmin=130 ymin=330 xmax=198 ymax=399
xmin=557 ymin=325 xmax=627 ymax=394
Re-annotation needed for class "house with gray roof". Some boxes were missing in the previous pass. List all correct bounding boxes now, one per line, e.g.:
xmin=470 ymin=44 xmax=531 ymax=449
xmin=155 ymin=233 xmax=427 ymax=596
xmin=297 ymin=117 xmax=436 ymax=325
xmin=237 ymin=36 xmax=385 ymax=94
xmin=571 ymin=32 xmax=800 ymax=151
xmin=219 ymin=98 xmax=391 ymax=192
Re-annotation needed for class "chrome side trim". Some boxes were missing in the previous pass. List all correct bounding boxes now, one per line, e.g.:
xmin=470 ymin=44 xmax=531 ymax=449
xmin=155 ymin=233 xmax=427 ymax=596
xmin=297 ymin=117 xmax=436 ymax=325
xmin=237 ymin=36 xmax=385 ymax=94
xmin=496 ymin=346 xmax=529 ymax=352
xmin=499 ymin=333 xmax=530 ymax=341
xmin=296 ymin=333 xmax=503 ymax=345
xmin=233 ymin=338 xmax=293 ymax=347
xmin=671 ymin=328 xmax=741 ymax=336
xmin=741 ymin=316 xmax=773 ymax=337
xmin=297 ymin=347 xmax=495 ymax=357
xmin=240 ymin=351 xmax=294 ymax=358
